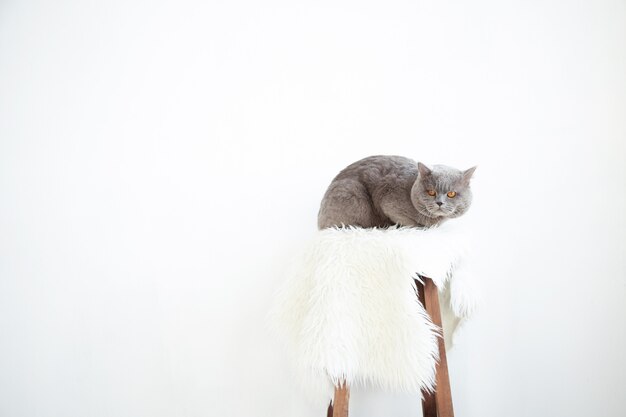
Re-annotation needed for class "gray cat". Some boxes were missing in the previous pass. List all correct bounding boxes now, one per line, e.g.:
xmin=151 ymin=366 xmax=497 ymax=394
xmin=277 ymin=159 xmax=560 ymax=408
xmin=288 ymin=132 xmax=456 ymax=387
xmin=318 ymin=155 xmax=476 ymax=229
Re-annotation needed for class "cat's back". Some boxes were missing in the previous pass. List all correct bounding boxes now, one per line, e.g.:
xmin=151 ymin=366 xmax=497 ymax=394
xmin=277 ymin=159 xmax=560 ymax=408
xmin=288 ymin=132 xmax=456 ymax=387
xmin=333 ymin=155 xmax=417 ymax=185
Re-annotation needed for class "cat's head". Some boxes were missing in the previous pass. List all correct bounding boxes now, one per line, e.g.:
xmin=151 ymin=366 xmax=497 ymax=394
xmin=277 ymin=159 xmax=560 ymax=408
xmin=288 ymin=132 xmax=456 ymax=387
xmin=411 ymin=162 xmax=476 ymax=221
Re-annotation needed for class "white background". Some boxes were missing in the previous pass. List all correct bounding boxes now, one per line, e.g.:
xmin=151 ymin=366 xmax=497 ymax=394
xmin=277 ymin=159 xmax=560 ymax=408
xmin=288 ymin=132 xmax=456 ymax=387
xmin=1 ymin=1 xmax=625 ymax=416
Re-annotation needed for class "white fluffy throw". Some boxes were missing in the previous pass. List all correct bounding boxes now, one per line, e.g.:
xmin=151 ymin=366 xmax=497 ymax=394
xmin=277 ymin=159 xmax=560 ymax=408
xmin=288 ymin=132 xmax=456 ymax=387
xmin=269 ymin=223 xmax=478 ymax=401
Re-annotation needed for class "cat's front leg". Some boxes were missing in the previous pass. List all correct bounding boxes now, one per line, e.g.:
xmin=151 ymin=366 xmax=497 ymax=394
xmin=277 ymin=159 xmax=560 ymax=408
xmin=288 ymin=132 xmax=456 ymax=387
xmin=379 ymin=200 xmax=419 ymax=227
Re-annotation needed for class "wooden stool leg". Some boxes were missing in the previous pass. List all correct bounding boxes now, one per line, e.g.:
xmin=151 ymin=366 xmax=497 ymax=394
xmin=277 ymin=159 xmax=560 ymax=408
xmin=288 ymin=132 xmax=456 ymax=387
xmin=421 ymin=388 xmax=438 ymax=417
xmin=417 ymin=277 xmax=455 ymax=417
xmin=331 ymin=381 xmax=349 ymax=417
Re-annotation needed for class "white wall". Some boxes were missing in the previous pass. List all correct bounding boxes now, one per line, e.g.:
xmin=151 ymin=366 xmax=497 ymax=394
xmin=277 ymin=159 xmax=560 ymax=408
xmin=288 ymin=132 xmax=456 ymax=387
xmin=1 ymin=1 xmax=625 ymax=416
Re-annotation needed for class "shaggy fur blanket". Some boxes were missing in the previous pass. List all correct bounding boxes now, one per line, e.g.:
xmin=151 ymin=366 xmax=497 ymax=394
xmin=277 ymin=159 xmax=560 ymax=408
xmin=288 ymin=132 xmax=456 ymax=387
xmin=269 ymin=223 xmax=478 ymax=401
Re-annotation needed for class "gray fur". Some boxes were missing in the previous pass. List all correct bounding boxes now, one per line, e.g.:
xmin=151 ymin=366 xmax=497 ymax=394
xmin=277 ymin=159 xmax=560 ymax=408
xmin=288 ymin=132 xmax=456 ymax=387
xmin=318 ymin=155 xmax=476 ymax=229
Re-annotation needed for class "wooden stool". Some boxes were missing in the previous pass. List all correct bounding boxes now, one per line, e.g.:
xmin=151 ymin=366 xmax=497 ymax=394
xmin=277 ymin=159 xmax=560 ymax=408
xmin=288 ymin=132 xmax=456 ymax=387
xmin=326 ymin=276 xmax=454 ymax=417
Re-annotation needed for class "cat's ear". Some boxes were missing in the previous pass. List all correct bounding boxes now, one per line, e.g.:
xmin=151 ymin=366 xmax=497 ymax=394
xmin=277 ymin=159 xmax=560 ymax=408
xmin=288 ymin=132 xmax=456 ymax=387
xmin=462 ymin=166 xmax=477 ymax=184
xmin=417 ymin=162 xmax=431 ymax=178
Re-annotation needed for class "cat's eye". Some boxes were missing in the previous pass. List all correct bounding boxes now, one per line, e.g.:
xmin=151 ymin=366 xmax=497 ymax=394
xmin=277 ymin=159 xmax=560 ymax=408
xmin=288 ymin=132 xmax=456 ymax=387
xmin=447 ymin=191 xmax=457 ymax=198
xmin=427 ymin=190 xmax=436 ymax=197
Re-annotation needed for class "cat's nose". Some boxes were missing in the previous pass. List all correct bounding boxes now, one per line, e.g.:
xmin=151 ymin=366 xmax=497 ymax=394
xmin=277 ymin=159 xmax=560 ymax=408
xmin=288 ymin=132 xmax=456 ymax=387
xmin=436 ymin=202 xmax=443 ymax=207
